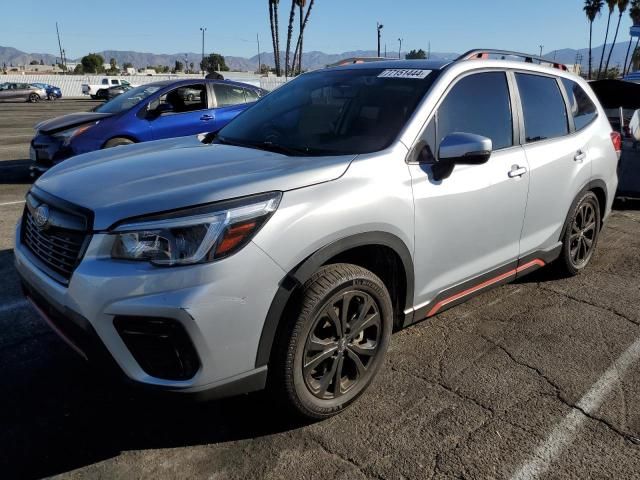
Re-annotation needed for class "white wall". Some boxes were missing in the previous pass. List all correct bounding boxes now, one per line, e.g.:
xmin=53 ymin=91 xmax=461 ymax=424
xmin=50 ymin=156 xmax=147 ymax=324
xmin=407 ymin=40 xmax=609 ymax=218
xmin=0 ymin=73 xmax=287 ymax=97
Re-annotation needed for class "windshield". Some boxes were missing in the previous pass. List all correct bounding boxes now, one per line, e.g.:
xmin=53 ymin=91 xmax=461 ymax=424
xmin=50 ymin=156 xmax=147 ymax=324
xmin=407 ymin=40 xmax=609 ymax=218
xmin=216 ymin=68 xmax=438 ymax=156
xmin=95 ymin=84 xmax=162 ymax=114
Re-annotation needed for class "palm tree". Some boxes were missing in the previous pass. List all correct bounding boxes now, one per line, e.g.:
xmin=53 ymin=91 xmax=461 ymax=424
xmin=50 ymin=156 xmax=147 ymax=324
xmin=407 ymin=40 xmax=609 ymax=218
xmin=598 ymin=1 xmax=618 ymax=78
xmin=584 ymin=0 xmax=605 ymax=79
xmin=269 ymin=0 xmax=282 ymax=76
xmin=603 ymin=0 xmax=630 ymax=76
xmin=623 ymin=0 xmax=640 ymax=74
xmin=284 ymin=0 xmax=297 ymax=77
xmin=291 ymin=0 xmax=315 ymax=75
xmin=297 ymin=0 xmax=305 ymax=74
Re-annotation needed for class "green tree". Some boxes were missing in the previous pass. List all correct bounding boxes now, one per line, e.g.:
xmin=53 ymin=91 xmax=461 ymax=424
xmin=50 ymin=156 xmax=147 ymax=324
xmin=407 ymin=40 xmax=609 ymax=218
xmin=604 ymin=0 xmax=630 ymax=75
xmin=74 ymin=64 xmax=84 ymax=74
xmin=405 ymin=49 xmax=427 ymax=59
xmin=81 ymin=53 xmax=105 ymax=73
xmin=29 ymin=60 xmax=39 ymax=65
xmin=122 ymin=62 xmax=134 ymax=70
xmin=174 ymin=60 xmax=184 ymax=72
xmin=200 ymin=53 xmax=229 ymax=73
xmin=584 ymin=0 xmax=604 ymax=79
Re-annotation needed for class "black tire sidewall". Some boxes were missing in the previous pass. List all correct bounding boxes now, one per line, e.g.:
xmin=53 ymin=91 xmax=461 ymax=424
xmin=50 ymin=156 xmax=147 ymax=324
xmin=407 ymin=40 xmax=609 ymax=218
xmin=560 ymin=191 xmax=601 ymax=275
xmin=284 ymin=264 xmax=393 ymax=418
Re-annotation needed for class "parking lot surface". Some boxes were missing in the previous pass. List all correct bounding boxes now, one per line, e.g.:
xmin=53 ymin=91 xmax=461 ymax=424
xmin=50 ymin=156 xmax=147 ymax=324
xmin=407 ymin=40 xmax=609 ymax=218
xmin=1 ymin=101 xmax=640 ymax=479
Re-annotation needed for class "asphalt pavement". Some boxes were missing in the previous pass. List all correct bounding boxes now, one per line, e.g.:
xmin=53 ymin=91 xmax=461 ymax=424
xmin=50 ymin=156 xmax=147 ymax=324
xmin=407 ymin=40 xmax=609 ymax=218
xmin=1 ymin=100 xmax=640 ymax=479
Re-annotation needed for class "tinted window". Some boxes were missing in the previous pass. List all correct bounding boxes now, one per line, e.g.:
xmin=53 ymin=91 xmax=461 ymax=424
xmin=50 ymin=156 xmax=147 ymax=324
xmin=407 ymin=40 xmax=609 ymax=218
xmin=516 ymin=73 xmax=568 ymax=143
xmin=214 ymin=84 xmax=247 ymax=107
xmin=217 ymin=68 xmax=438 ymax=156
xmin=561 ymin=78 xmax=597 ymax=131
xmin=437 ymin=72 xmax=513 ymax=150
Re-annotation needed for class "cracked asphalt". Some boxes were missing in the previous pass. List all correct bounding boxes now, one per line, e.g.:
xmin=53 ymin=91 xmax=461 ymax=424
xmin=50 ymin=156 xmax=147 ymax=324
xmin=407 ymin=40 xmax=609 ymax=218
xmin=1 ymin=101 xmax=640 ymax=479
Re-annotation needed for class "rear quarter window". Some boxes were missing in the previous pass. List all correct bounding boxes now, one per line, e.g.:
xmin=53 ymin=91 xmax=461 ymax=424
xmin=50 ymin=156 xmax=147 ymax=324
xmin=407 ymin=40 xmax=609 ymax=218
xmin=561 ymin=78 xmax=598 ymax=131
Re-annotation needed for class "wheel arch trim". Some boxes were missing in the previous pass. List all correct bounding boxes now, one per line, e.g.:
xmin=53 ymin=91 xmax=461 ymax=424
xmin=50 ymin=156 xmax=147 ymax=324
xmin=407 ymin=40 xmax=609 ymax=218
xmin=254 ymin=231 xmax=415 ymax=368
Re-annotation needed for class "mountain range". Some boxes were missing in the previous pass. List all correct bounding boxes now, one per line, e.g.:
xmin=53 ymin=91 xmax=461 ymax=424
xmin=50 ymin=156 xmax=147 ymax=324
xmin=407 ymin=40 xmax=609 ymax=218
xmin=1 ymin=42 xmax=637 ymax=72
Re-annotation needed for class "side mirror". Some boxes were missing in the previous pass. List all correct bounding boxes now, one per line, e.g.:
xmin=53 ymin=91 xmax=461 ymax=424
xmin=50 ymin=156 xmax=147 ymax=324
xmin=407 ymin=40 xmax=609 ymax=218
xmin=433 ymin=132 xmax=492 ymax=181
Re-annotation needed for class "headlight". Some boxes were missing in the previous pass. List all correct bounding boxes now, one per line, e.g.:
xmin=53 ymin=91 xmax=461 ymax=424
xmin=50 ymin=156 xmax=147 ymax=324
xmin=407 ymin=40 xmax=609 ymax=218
xmin=110 ymin=192 xmax=281 ymax=266
xmin=52 ymin=123 xmax=95 ymax=145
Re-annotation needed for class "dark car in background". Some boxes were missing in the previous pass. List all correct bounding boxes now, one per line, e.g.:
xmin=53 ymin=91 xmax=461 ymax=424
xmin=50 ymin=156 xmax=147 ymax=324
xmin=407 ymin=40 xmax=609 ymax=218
xmin=95 ymin=84 xmax=134 ymax=101
xmin=30 ymin=79 xmax=267 ymax=174
xmin=0 ymin=83 xmax=48 ymax=103
xmin=31 ymin=83 xmax=62 ymax=100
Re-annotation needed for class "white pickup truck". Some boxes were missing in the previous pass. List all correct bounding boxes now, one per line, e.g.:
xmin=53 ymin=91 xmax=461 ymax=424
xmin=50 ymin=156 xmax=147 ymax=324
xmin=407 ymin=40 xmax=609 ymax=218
xmin=81 ymin=78 xmax=136 ymax=98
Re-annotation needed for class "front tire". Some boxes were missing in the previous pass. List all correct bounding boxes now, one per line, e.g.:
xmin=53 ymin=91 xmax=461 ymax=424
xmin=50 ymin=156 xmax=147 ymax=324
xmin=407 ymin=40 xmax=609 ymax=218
xmin=271 ymin=263 xmax=393 ymax=419
xmin=28 ymin=93 xmax=40 ymax=103
xmin=557 ymin=191 xmax=601 ymax=276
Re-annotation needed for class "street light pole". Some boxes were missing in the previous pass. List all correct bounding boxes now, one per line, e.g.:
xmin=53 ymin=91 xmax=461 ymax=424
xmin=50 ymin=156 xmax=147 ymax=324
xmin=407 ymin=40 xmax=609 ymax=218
xmin=539 ymin=44 xmax=544 ymax=58
xmin=200 ymin=27 xmax=207 ymax=76
xmin=377 ymin=22 xmax=384 ymax=57
xmin=398 ymin=38 xmax=402 ymax=59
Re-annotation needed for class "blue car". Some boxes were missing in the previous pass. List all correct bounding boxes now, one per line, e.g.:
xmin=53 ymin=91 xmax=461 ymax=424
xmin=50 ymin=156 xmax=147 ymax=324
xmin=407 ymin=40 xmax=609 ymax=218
xmin=30 ymin=79 xmax=266 ymax=174
xmin=31 ymin=82 xmax=62 ymax=100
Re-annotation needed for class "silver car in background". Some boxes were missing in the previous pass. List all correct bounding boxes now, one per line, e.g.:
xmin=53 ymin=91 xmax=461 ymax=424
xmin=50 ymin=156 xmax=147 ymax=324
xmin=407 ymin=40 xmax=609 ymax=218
xmin=0 ymin=82 xmax=47 ymax=102
xmin=14 ymin=50 xmax=620 ymax=419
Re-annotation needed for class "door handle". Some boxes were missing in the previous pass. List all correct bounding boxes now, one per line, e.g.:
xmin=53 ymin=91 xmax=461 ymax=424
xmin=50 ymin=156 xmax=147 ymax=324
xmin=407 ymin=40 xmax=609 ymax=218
xmin=508 ymin=165 xmax=528 ymax=178
xmin=200 ymin=114 xmax=214 ymax=121
xmin=574 ymin=150 xmax=587 ymax=162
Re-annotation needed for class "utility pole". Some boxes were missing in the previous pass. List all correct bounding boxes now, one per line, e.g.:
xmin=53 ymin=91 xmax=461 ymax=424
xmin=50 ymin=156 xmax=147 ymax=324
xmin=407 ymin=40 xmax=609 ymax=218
xmin=200 ymin=27 xmax=207 ymax=75
xmin=62 ymin=49 xmax=66 ymax=72
xmin=428 ymin=41 xmax=431 ymax=59
xmin=398 ymin=38 xmax=403 ymax=59
xmin=377 ymin=22 xmax=384 ymax=57
xmin=384 ymin=43 xmax=387 ymax=58
xmin=55 ymin=22 xmax=64 ymax=71
xmin=539 ymin=44 xmax=544 ymax=57
xmin=257 ymin=33 xmax=262 ymax=74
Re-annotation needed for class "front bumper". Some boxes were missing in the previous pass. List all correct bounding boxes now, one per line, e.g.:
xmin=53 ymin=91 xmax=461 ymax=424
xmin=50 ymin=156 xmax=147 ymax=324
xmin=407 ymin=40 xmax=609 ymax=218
xmin=30 ymin=133 xmax=74 ymax=174
xmin=15 ymin=222 xmax=285 ymax=397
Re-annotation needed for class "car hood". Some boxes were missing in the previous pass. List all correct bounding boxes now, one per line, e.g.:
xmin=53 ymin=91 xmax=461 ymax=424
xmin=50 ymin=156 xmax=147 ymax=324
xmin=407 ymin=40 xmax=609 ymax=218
xmin=35 ymin=136 xmax=356 ymax=230
xmin=35 ymin=112 xmax=114 ymax=134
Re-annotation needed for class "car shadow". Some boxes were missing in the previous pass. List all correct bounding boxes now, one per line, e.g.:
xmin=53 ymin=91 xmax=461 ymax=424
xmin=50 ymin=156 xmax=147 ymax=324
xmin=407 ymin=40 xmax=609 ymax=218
xmin=0 ymin=159 xmax=33 ymax=184
xmin=0 ymin=251 xmax=306 ymax=478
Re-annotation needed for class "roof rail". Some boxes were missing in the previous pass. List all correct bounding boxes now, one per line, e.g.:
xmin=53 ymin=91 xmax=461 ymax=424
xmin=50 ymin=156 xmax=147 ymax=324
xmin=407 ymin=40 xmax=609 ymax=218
xmin=456 ymin=49 xmax=568 ymax=71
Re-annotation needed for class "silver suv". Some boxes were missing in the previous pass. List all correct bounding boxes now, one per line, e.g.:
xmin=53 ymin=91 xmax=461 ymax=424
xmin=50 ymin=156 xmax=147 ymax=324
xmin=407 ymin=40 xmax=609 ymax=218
xmin=15 ymin=51 xmax=620 ymax=419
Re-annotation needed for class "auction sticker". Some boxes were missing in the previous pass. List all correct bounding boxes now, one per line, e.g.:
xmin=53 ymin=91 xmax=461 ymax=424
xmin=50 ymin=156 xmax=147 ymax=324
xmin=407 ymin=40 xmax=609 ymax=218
xmin=378 ymin=69 xmax=431 ymax=79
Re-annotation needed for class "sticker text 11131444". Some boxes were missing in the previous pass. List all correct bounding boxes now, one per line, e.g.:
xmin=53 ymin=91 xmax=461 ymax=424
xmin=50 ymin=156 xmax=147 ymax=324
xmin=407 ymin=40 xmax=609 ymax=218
xmin=378 ymin=69 xmax=431 ymax=79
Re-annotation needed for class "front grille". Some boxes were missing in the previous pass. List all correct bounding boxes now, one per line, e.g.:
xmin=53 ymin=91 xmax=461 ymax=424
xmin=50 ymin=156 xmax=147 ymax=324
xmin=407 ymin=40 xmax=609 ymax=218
xmin=21 ymin=193 xmax=89 ymax=283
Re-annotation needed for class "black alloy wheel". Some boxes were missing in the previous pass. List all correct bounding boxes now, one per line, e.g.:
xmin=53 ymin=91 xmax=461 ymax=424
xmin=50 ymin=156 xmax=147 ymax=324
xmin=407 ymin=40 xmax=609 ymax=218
xmin=303 ymin=289 xmax=382 ymax=400
xmin=271 ymin=263 xmax=393 ymax=419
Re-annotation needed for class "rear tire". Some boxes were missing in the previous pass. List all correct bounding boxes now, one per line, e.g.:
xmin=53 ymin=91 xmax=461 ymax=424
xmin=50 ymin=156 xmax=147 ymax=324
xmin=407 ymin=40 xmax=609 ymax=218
xmin=556 ymin=191 xmax=601 ymax=276
xmin=270 ymin=263 xmax=393 ymax=420
xmin=28 ymin=93 xmax=39 ymax=103
xmin=103 ymin=137 xmax=135 ymax=149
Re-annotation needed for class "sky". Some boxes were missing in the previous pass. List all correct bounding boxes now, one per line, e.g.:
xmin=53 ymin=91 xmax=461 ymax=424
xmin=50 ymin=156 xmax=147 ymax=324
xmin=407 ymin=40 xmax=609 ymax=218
xmin=1 ymin=0 xmax=637 ymax=59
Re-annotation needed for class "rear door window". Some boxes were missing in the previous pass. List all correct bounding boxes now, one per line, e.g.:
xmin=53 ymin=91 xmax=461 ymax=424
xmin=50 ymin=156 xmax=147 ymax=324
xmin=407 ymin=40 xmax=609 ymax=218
xmin=436 ymin=71 xmax=513 ymax=150
xmin=213 ymin=84 xmax=247 ymax=107
xmin=244 ymin=88 xmax=260 ymax=102
xmin=561 ymin=78 xmax=597 ymax=131
xmin=516 ymin=73 xmax=569 ymax=143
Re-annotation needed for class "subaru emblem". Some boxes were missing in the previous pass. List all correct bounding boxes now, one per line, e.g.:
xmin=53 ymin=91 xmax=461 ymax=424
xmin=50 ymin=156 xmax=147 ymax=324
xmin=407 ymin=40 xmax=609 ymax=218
xmin=34 ymin=204 xmax=50 ymax=229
